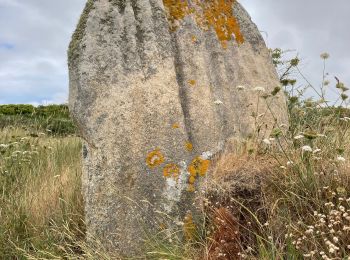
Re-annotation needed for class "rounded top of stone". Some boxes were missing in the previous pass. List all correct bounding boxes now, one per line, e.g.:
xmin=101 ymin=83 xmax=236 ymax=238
xmin=68 ymin=0 xmax=257 ymax=65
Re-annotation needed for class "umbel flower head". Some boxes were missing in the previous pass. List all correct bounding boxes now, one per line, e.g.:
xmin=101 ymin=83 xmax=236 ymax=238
xmin=320 ymin=52 xmax=330 ymax=59
xmin=253 ymin=86 xmax=265 ymax=92
xmin=302 ymin=145 xmax=313 ymax=152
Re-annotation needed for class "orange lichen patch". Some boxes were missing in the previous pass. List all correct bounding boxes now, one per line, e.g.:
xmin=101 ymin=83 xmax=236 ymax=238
xmin=162 ymin=0 xmax=190 ymax=30
xmin=185 ymin=141 xmax=193 ymax=151
xmin=183 ymin=211 xmax=197 ymax=240
xmin=163 ymin=163 xmax=180 ymax=179
xmin=188 ymin=79 xmax=196 ymax=86
xmin=188 ymin=156 xmax=211 ymax=177
xmin=146 ymin=149 xmax=165 ymax=168
xmin=172 ymin=123 xmax=180 ymax=129
xmin=162 ymin=0 xmax=244 ymax=47
xmin=191 ymin=35 xmax=197 ymax=43
xmin=188 ymin=175 xmax=196 ymax=184
xmin=159 ymin=222 xmax=167 ymax=230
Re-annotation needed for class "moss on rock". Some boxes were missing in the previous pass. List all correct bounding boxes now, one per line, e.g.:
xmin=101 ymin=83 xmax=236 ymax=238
xmin=68 ymin=0 xmax=95 ymax=66
xmin=109 ymin=0 xmax=126 ymax=13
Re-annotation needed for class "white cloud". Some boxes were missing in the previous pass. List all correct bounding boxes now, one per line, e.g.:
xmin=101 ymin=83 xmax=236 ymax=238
xmin=241 ymin=0 xmax=350 ymax=102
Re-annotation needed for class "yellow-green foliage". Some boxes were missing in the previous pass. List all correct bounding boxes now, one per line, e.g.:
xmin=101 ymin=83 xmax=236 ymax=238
xmin=0 ymin=104 xmax=76 ymax=136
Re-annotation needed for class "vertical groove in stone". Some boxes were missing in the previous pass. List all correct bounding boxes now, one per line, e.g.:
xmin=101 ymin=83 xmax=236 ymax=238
xmin=171 ymin=34 xmax=194 ymax=144
xmin=120 ymin=1 xmax=140 ymax=73
xmin=203 ymin=33 xmax=228 ymax=143
xmin=108 ymin=5 xmax=124 ymax=84
xmin=130 ymin=0 xmax=144 ymax=77
xmin=148 ymin=0 xmax=172 ymax=59
xmin=130 ymin=0 xmax=159 ymax=79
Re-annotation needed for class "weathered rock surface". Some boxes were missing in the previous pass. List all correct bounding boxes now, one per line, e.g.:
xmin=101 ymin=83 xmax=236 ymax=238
xmin=68 ymin=0 xmax=288 ymax=257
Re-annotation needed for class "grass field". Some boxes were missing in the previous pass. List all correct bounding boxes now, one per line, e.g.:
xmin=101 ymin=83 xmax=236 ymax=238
xmin=0 ymin=127 xmax=83 ymax=259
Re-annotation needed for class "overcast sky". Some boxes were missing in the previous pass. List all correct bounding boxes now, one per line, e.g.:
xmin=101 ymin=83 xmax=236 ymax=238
xmin=0 ymin=0 xmax=349 ymax=105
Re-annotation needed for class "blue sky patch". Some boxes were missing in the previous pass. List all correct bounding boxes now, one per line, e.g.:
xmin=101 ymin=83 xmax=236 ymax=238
xmin=0 ymin=42 xmax=15 ymax=50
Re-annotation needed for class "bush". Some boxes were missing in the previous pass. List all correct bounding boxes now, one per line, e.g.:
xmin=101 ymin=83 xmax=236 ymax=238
xmin=0 ymin=105 xmax=76 ymax=136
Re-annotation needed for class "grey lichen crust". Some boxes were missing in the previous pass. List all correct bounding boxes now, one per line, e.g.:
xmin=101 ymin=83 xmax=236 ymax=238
xmin=68 ymin=0 xmax=288 ymax=257
xmin=68 ymin=0 xmax=95 ymax=66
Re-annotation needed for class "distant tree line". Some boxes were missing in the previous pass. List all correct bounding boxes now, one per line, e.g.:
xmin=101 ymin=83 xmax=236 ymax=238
xmin=0 ymin=104 xmax=77 ymax=136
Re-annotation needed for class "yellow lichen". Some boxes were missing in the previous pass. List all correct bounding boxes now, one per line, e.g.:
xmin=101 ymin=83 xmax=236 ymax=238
xmin=159 ymin=222 xmax=167 ymax=230
xmin=162 ymin=0 xmax=190 ymax=31
xmin=163 ymin=163 xmax=180 ymax=179
xmin=191 ymin=35 xmax=197 ymax=43
xmin=162 ymin=0 xmax=244 ymax=48
xmin=188 ymin=175 xmax=196 ymax=184
xmin=183 ymin=211 xmax=196 ymax=240
xmin=146 ymin=149 xmax=165 ymax=168
xmin=188 ymin=79 xmax=196 ymax=86
xmin=188 ymin=156 xmax=210 ymax=177
xmin=185 ymin=141 xmax=193 ymax=151
xmin=172 ymin=123 xmax=180 ymax=129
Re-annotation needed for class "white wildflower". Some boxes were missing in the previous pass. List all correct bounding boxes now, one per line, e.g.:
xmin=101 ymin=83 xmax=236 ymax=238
xmin=287 ymin=161 xmax=294 ymax=166
xmin=325 ymin=202 xmax=334 ymax=207
xmin=302 ymin=145 xmax=313 ymax=152
xmin=313 ymin=148 xmax=322 ymax=154
xmin=253 ymin=86 xmax=265 ymax=92
xmin=214 ymin=99 xmax=223 ymax=105
xmin=294 ymin=134 xmax=304 ymax=140
xmin=305 ymin=229 xmax=314 ymax=235
xmin=337 ymin=156 xmax=346 ymax=162
xmin=263 ymin=138 xmax=271 ymax=145
xmin=320 ymin=52 xmax=330 ymax=59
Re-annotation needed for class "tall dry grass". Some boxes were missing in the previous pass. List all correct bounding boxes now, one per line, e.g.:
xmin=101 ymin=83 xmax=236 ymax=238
xmin=0 ymin=128 xmax=84 ymax=258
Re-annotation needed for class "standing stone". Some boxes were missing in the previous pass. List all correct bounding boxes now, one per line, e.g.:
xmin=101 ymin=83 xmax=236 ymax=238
xmin=68 ymin=0 xmax=287 ymax=257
